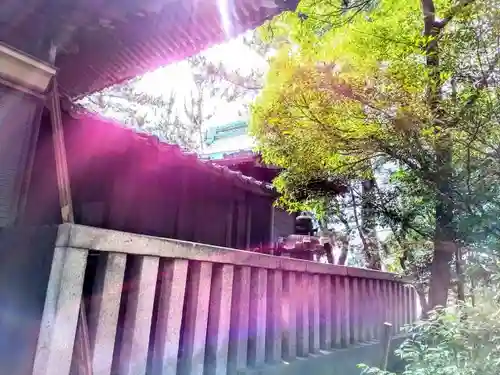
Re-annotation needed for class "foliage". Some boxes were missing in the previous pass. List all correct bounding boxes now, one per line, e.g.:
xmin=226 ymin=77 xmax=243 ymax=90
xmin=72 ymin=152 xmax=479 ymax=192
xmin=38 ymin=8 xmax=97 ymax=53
xmin=360 ymin=281 xmax=500 ymax=375
xmin=251 ymin=0 xmax=500 ymax=307
xmin=81 ymin=53 xmax=254 ymax=151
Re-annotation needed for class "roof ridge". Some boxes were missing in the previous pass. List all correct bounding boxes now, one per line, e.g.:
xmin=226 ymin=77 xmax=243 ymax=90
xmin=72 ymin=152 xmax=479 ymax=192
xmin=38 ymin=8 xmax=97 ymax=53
xmin=65 ymin=105 xmax=275 ymax=194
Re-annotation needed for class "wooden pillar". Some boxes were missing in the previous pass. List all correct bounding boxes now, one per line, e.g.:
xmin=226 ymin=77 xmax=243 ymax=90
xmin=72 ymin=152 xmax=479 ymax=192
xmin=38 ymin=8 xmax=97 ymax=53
xmin=48 ymin=79 xmax=74 ymax=223
xmin=245 ymin=200 xmax=252 ymax=249
xmin=225 ymin=199 xmax=235 ymax=248
xmin=269 ymin=205 xmax=276 ymax=245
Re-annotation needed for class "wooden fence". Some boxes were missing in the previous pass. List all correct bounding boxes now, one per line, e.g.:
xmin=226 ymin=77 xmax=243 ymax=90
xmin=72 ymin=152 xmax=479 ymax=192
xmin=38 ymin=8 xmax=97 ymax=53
xmin=32 ymin=224 xmax=416 ymax=375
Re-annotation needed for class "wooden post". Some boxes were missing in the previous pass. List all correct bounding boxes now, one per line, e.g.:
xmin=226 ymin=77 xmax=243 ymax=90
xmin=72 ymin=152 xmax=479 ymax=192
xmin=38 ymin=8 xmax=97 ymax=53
xmin=48 ymin=78 xmax=74 ymax=223
xmin=225 ymin=197 xmax=234 ymax=248
xmin=245 ymin=200 xmax=252 ymax=249
xmin=48 ymin=78 xmax=90 ymax=375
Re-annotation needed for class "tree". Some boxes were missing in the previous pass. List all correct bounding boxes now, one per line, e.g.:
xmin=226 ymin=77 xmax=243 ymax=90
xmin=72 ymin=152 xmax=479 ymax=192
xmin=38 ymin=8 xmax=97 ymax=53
xmin=251 ymin=0 xmax=500 ymax=310
xmin=81 ymin=50 xmax=255 ymax=151
xmin=81 ymin=76 xmax=204 ymax=150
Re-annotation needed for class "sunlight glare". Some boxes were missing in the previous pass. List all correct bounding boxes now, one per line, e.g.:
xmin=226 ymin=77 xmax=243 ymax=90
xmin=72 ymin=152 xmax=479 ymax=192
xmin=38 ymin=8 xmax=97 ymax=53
xmin=217 ymin=0 xmax=233 ymax=37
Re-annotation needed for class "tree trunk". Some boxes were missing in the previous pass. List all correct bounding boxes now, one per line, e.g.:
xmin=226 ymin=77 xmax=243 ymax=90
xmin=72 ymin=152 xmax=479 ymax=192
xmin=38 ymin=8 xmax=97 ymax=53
xmin=415 ymin=284 xmax=430 ymax=319
xmin=455 ymin=247 xmax=465 ymax=303
xmin=324 ymin=243 xmax=335 ymax=264
xmin=361 ymin=178 xmax=382 ymax=270
xmin=337 ymin=235 xmax=349 ymax=265
xmin=428 ymin=130 xmax=456 ymax=310
xmin=421 ymin=0 xmax=457 ymax=311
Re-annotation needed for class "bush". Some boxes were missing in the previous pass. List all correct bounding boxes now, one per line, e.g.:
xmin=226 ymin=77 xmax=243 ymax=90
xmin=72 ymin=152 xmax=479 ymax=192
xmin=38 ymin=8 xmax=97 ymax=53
xmin=360 ymin=292 xmax=500 ymax=375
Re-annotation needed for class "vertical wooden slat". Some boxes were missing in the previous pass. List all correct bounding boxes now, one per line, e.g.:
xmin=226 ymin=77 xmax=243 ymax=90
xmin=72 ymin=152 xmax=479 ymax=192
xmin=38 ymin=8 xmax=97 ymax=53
xmin=235 ymin=200 xmax=247 ymax=250
xmin=383 ymin=281 xmax=390 ymax=334
xmin=228 ymin=266 xmax=251 ymax=373
xmin=282 ymin=272 xmax=297 ymax=360
xmin=296 ymin=274 xmax=309 ymax=357
xmin=379 ymin=280 xmax=386 ymax=325
xmin=74 ymin=301 xmax=92 ymax=375
xmin=373 ymin=279 xmax=383 ymax=340
xmin=401 ymin=285 xmax=408 ymax=327
xmin=174 ymin=168 xmax=190 ymax=240
xmin=117 ymin=255 xmax=159 ymax=375
xmin=341 ymin=277 xmax=351 ymax=347
xmin=33 ymin=247 xmax=88 ymax=375
xmin=332 ymin=276 xmax=343 ymax=348
xmin=248 ymin=268 xmax=268 ymax=367
xmin=407 ymin=286 xmax=415 ymax=325
xmin=151 ymin=259 xmax=189 ymax=375
xmin=269 ymin=206 xmax=276 ymax=244
xmin=319 ymin=275 xmax=332 ymax=350
xmin=350 ymin=278 xmax=361 ymax=344
xmin=266 ymin=269 xmax=283 ymax=364
xmin=309 ymin=274 xmax=320 ymax=353
xmin=396 ymin=283 xmax=404 ymax=332
xmin=88 ymin=253 xmax=126 ymax=375
xmin=359 ymin=279 xmax=369 ymax=342
xmin=245 ymin=203 xmax=252 ymax=249
xmin=387 ymin=282 xmax=395 ymax=331
xmin=367 ymin=279 xmax=377 ymax=341
xmin=394 ymin=282 xmax=401 ymax=333
xmin=403 ymin=284 xmax=410 ymax=327
xmin=178 ymin=261 xmax=213 ymax=375
xmin=409 ymin=286 xmax=417 ymax=323
xmin=15 ymin=99 xmax=43 ymax=225
xmin=205 ymin=264 xmax=234 ymax=375
xmin=225 ymin=201 xmax=234 ymax=247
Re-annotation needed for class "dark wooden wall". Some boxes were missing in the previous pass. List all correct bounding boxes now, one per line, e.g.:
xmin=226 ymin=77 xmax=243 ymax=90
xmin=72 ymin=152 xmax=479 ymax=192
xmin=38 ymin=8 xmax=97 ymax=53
xmin=272 ymin=208 xmax=296 ymax=243
xmin=0 ymin=84 xmax=44 ymax=227
xmin=22 ymin=112 xmax=279 ymax=249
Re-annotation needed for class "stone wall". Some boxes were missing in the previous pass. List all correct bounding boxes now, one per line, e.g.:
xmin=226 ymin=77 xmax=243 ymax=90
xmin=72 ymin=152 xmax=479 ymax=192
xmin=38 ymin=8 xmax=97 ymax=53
xmin=32 ymin=224 xmax=417 ymax=375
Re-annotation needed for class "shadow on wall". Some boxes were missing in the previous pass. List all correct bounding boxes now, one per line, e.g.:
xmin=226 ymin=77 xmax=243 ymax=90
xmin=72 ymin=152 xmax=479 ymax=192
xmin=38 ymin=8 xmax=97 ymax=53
xmin=0 ymin=226 xmax=58 ymax=375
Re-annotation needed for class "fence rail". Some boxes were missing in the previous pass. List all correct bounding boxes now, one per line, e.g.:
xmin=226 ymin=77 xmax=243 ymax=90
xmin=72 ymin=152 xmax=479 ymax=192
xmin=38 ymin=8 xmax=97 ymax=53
xmin=32 ymin=224 xmax=417 ymax=375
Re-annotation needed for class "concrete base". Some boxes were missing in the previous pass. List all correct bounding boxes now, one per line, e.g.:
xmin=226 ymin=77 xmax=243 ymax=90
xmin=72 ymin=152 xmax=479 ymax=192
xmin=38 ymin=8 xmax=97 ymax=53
xmin=239 ymin=337 xmax=406 ymax=375
xmin=0 ymin=226 xmax=58 ymax=375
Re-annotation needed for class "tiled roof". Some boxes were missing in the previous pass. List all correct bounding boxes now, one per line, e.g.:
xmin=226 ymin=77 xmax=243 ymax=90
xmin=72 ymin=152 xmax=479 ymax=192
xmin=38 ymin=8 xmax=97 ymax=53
xmin=67 ymin=108 xmax=275 ymax=195
xmin=1 ymin=0 xmax=298 ymax=98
